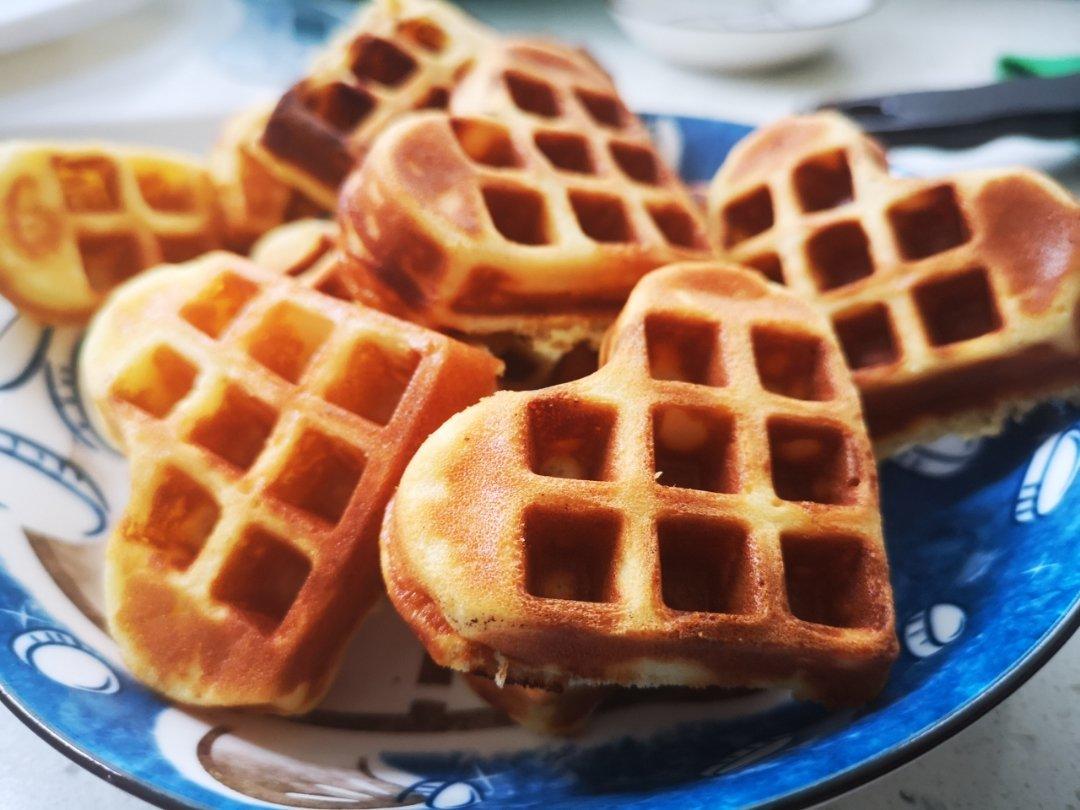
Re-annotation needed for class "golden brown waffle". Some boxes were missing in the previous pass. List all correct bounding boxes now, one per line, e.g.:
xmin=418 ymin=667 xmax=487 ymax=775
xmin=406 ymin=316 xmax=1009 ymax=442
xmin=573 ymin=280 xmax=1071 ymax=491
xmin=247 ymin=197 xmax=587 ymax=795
xmin=0 ymin=142 xmax=224 ymax=323
xmin=382 ymin=262 xmax=896 ymax=708
xmin=253 ymin=219 xmax=603 ymax=391
xmin=338 ymin=42 xmax=713 ymax=349
xmin=707 ymin=113 xmax=1080 ymax=456
xmin=249 ymin=218 xmax=356 ymax=302
xmin=465 ymin=676 xmax=605 ymax=735
xmin=81 ymin=252 xmax=500 ymax=712
xmin=210 ymin=106 xmax=326 ymax=252
xmin=254 ymin=0 xmax=494 ymax=209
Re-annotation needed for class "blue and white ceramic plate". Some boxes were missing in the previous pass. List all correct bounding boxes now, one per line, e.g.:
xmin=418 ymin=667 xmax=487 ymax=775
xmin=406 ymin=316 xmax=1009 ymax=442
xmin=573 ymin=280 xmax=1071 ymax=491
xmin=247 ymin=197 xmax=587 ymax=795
xmin=0 ymin=114 xmax=1078 ymax=810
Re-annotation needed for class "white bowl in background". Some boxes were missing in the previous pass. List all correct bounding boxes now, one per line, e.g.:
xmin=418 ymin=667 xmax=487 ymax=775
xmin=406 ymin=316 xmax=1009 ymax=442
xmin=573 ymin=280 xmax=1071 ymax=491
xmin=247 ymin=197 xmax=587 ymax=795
xmin=608 ymin=0 xmax=881 ymax=71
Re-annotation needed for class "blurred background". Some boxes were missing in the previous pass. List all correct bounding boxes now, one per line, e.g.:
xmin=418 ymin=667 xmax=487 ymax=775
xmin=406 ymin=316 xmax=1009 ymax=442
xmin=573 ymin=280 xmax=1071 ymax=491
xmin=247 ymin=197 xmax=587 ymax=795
xmin=0 ymin=0 xmax=1077 ymax=185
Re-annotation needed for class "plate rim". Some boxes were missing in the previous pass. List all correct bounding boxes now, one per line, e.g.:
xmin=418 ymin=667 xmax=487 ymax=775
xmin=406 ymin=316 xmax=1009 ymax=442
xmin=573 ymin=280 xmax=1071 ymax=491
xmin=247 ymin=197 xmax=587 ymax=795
xmin=1 ymin=593 xmax=1076 ymax=810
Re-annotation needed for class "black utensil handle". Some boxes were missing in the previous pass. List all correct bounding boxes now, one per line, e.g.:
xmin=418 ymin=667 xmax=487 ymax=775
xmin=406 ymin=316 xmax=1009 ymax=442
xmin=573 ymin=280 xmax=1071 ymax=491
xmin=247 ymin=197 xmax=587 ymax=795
xmin=818 ymin=73 xmax=1080 ymax=148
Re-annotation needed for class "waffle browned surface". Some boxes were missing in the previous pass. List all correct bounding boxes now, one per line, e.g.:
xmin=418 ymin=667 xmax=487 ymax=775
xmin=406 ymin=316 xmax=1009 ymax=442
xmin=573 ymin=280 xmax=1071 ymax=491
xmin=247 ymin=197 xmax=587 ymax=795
xmin=249 ymin=218 xmax=357 ymax=302
xmin=81 ymin=253 xmax=500 ymax=712
xmin=210 ymin=106 xmax=326 ymax=252
xmin=254 ymin=0 xmax=494 ymax=210
xmin=339 ymin=39 xmax=713 ymax=358
xmin=0 ymin=142 xmax=224 ymax=323
xmin=708 ymin=112 xmax=1080 ymax=456
xmin=382 ymin=262 xmax=897 ymax=707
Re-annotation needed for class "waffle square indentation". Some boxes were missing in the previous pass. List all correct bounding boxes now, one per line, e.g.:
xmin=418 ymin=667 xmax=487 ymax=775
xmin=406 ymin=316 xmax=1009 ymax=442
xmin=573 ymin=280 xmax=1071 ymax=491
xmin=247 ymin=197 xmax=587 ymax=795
xmin=189 ymin=384 xmax=277 ymax=471
xmin=657 ymin=515 xmax=755 ymax=614
xmin=569 ymin=191 xmax=634 ymax=243
xmin=180 ymin=272 xmax=260 ymax=339
xmin=793 ymin=150 xmax=854 ymax=213
xmin=482 ymin=183 xmax=551 ymax=245
xmin=53 ymin=156 xmax=120 ymax=212
xmin=609 ymin=141 xmax=659 ymax=184
xmin=888 ymin=184 xmax=971 ymax=260
xmin=211 ymin=526 xmax=311 ymax=629
xmin=781 ymin=532 xmax=883 ymax=628
xmin=523 ymin=506 xmax=620 ymax=603
xmin=574 ymin=88 xmax=626 ymax=128
xmin=323 ymin=338 xmax=420 ymax=425
xmin=349 ymin=36 xmax=418 ymax=87
xmin=535 ymin=131 xmax=594 ymax=174
xmin=644 ymin=314 xmax=723 ymax=386
xmin=527 ymin=396 xmax=615 ymax=481
xmin=112 ymin=345 xmax=198 ymax=419
xmin=452 ymin=119 xmax=522 ymax=168
xmin=722 ymin=186 xmax=774 ymax=247
xmin=269 ymin=429 xmax=367 ymax=525
xmin=833 ymin=304 xmax=899 ymax=370
xmin=246 ymin=302 xmax=332 ymax=384
xmin=78 ymin=233 xmax=143 ymax=293
xmin=752 ymin=326 xmax=833 ymax=401
xmin=805 ymin=220 xmax=874 ymax=291
xmin=914 ymin=267 xmax=1002 ymax=347
xmin=647 ymin=203 xmax=706 ymax=249
xmin=652 ymin=405 xmax=737 ymax=493
xmin=504 ymin=71 xmax=561 ymax=118
xmin=768 ymin=418 xmax=860 ymax=505
xmin=139 ymin=466 xmax=219 ymax=570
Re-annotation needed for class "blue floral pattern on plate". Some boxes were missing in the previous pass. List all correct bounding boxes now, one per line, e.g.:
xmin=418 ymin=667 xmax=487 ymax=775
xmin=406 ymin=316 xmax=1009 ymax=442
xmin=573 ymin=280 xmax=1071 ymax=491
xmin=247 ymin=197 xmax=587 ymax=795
xmin=0 ymin=114 xmax=1076 ymax=810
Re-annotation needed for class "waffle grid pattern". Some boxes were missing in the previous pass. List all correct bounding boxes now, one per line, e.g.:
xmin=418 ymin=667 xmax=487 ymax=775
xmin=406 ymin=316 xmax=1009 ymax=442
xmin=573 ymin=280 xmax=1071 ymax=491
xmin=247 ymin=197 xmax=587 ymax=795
xmin=209 ymin=105 xmax=327 ymax=251
xmin=710 ymin=117 xmax=1052 ymax=381
xmin=342 ymin=40 xmax=713 ymax=335
xmin=504 ymin=280 xmax=887 ymax=642
xmin=107 ymin=260 xmax=433 ymax=636
xmin=258 ymin=0 xmax=493 ymax=207
xmin=444 ymin=113 xmax=709 ymax=263
xmin=708 ymin=114 xmax=1080 ymax=453
xmin=0 ymin=144 xmax=222 ymax=320
xmin=384 ymin=265 xmax=895 ymax=705
xmin=447 ymin=42 xmax=711 ymax=263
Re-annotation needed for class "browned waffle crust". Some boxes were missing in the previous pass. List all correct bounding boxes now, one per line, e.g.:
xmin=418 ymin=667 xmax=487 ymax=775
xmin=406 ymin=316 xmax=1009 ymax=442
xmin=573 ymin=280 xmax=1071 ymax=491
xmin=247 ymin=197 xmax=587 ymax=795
xmin=707 ymin=113 xmax=1080 ymax=456
xmin=0 ymin=142 xmax=224 ymax=323
xmin=255 ymin=0 xmax=494 ymax=210
xmin=382 ymin=262 xmax=897 ymax=707
xmin=339 ymin=39 xmax=713 ymax=365
xmin=81 ymin=253 xmax=500 ymax=712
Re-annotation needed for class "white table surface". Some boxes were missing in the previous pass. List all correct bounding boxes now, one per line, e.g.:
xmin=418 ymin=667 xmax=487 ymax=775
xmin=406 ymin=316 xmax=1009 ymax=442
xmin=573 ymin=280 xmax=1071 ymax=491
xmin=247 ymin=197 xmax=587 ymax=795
xmin=0 ymin=0 xmax=1078 ymax=807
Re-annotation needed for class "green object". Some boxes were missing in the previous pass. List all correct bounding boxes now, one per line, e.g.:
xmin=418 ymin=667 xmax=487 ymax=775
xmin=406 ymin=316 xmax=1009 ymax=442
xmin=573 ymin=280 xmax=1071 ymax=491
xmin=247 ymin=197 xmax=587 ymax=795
xmin=997 ymin=54 xmax=1080 ymax=79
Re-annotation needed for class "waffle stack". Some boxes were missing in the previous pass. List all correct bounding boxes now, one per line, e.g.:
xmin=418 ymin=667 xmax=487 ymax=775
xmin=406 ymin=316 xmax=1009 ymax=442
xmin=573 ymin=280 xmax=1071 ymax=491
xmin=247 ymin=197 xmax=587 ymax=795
xmin=708 ymin=113 xmax=1080 ymax=455
xmin=81 ymin=253 xmax=499 ymax=711
xmin=12 ymin=0 xmax=1079 ymax=731
xmin=382 ymin=262 xmax=897 ymax=706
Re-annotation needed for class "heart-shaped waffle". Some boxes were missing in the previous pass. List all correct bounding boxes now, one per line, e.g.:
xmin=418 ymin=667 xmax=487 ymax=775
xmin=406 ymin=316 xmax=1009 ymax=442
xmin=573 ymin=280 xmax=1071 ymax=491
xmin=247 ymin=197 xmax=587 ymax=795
xmin=708 ymin=112 xmax=1080 ymax=456
xmin=81 ymin=252 xmax=499 ymax=712
xmin=253 ymin=0 xmax=494 ymax=210
xmin=0 ymin=142 xmax=223 ymax=323
xmin=339 ymin=39 xmax=713 ymax=371
xmin=382 ymin=262 xmax=896 ymax=707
